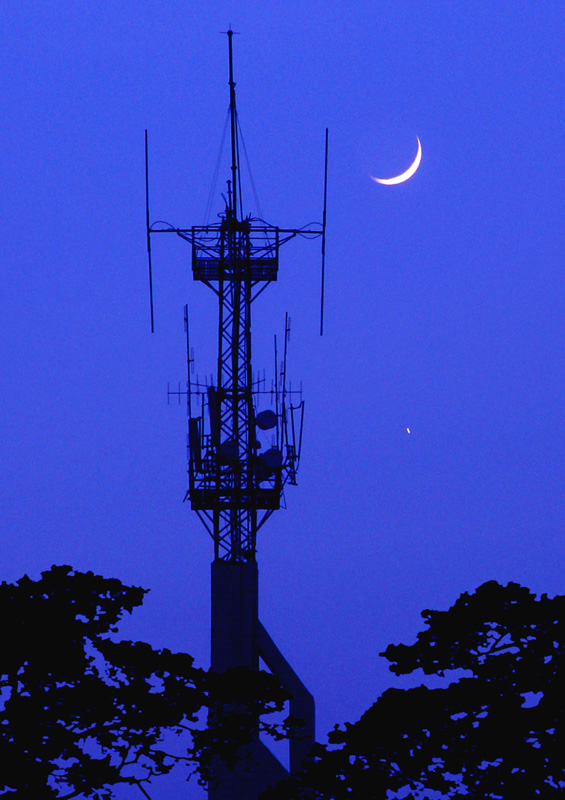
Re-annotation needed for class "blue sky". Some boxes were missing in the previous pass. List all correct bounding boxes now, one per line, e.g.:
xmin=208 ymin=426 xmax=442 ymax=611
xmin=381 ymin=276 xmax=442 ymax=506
xmin=2 ymin=1 xmax=564 ymax=795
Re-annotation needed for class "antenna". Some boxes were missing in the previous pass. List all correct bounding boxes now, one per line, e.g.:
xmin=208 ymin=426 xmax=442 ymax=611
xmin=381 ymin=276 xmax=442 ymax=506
xmin=227 ymin=29 xmax=239 ymax=219
xmin=145 ymin=130 xmax=155 ymax=333
xmin=320 ymin=128 xmax=329 ymax=336
xmin=184 ymin=304 xmax=192 ymax=420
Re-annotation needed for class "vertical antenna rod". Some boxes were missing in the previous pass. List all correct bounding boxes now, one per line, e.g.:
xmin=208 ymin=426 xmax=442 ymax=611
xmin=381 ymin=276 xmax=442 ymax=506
xmin=320 ymin=128 xmax=329 ymax=336
xmin=227 ymin=29 xmax=238 ymax=219
xmin=145 ymin=130 xmax=155 ymax=333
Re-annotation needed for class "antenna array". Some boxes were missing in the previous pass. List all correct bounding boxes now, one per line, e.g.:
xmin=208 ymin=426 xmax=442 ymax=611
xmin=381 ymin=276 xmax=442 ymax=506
xmin=146 ymin=31 xmax=327 ymax=563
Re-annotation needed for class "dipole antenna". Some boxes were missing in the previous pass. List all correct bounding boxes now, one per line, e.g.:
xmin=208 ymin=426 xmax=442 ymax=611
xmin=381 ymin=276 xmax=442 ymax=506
xmin=145 ymin=129 xmax=155 ymax=333
xmin=320 ymin=127 xmax=329 ymax=336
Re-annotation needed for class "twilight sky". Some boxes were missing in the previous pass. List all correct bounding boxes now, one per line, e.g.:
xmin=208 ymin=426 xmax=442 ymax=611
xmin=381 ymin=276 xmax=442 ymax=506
xmin=2 ymin=1 xmax=564 ymax=796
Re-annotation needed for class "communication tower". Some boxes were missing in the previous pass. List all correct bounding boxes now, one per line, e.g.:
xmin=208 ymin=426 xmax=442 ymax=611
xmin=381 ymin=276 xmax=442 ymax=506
xmin=146 ymin=30 xmax=327 ymax=800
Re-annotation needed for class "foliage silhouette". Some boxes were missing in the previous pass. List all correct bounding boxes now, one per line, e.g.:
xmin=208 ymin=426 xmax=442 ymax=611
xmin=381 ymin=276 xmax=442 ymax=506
xmin=266 ymin=581 xmax=565 ymax=799
xmin=0 ymin=565 xmax=289 ymax=798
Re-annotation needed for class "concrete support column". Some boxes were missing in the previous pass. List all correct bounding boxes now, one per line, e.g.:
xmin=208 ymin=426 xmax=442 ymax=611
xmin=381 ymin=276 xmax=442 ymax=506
xmin=211 ymin=560 xmax=259 ymax=672
xmin=209 ymin=561 xmax=314 ymax=800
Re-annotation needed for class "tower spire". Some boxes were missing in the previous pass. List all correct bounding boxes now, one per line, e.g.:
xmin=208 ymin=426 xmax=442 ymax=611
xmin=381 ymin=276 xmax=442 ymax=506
xmin=227 ymin=29 xmax=239 ymax=219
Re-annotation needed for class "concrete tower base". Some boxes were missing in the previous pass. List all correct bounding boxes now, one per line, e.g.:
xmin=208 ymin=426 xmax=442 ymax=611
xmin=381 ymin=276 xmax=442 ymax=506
xmin=209 ymin=561 xmax=314 ymax=800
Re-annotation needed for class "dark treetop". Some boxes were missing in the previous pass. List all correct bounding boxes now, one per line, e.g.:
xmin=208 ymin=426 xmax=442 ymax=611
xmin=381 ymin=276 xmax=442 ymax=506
xmin=266 ymin=581 xmax=565 ymax=800
xmin=0 ymin=565 xmax=289 ymax=799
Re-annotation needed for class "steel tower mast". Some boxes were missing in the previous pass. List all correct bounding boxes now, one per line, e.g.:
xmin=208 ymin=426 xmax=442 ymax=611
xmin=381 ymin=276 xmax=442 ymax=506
xmin=146 ymin=30 xmax=327 ymax=800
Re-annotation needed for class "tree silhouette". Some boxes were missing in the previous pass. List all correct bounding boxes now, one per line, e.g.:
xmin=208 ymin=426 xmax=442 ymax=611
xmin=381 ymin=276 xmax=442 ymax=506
xmin=0 ymin=565 xmax=288 ymax=798
xmin=267 ymin=581 xmax=565 ymax=799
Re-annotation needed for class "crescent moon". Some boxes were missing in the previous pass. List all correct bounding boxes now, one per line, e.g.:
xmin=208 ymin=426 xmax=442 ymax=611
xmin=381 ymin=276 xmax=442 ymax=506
xmin=371 ymin=137 xmax=422 ymax=185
